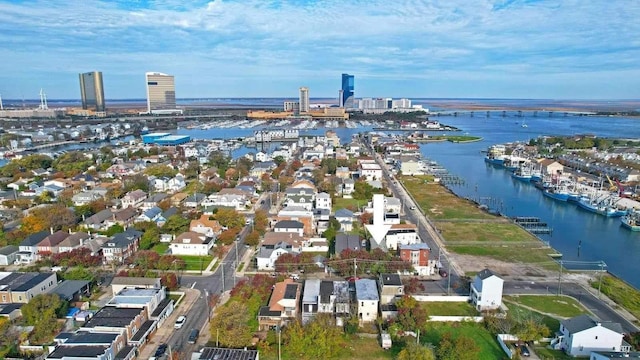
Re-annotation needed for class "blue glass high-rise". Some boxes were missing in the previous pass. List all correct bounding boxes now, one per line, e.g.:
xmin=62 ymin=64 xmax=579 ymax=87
xmin=341 ymin=73 xmax=354 ymax=108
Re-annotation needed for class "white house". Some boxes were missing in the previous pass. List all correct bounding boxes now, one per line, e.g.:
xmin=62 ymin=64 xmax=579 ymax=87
xmin=202 ymin=193 xmax=248 ymax=211
xmin=591 ymin=351 xmax=640 ymax=360
xmin=359 ymin=163 xmax=382 ymax=181
xmin=553 ymin=315 xmax=626 ymax=357
xmin=355 ymin=279 xmax=379 ymax=323
xmin=255 ymin=151 xmax=269 ymax=162
xmin=315 ymin=192 xmax=332 ymax=210
xmin=169 ymin=231 xmax=214 ymax=256
xmin=273 ymin=220 xmax=305 ymax=237
xmin=384 ymin=224 xmax=419 ymax=251
xmin=469 ymin=268 xmax=504 ymax=311
xmin=121 ymin=189 xmax=147 ymax=208
xmin=256 ymin=246 xmax=291 ymax=270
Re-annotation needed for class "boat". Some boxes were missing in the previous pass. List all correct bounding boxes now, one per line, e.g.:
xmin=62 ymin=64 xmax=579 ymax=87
xmin=542 ymin=184 xmax=570 ymax=202
xmin=521 ymin=120 xmax=528 ymax=128
xmin=621 ymin=210 xmax=640 ymax=231
xmin=511 ymin=163 xmax=533 ymax=182
xmin=484 ymin=145 xmax=506 ymax=166
xmin=576 ymin=195 xmax=628 ymax=217
xmin=503 ymin=155 xmax=529 ymax=171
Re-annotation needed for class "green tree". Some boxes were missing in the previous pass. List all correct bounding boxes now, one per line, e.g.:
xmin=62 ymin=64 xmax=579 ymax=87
xmin=284 ymin=314 xmax=345 ymax=360
xmin=139 ymin=227 xmax=160 ymax=250
xmin=436 ymin=333 xmax=479 ymax=360
xmin=396 ymin=341 xmax=435 ymax=360
xmin=62 ymin=266 xmax=95 ymax=282
xmin=123 ymin=174 xmax=150 ymax=192
xmin=209 ymin=301 xmax=253 ymax=348
xmin=208 ymin=151 xmax=231 ymax=177
xmin=21 ymin=294 xmax=67 ymax=326
xmin=102 ymin=224 xmax=125 ymax=237
xmin=395 ymin=295 xmax=429 ymax=331
xmin=214 ymin=208 xmax=245 ymax=229
xmin=162 ymin=214 xmax=190 ymax=235
xmin=245 ymin=230 xmax=260 ymax=247
xmin=144 ymin=164 xmax=178 ymax=178
xmin=52 ymin=151 xmax=94 ymax=175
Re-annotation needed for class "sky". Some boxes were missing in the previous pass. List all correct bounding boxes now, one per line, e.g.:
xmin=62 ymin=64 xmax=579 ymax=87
xmin=0 ymin=0 xmax=639 ymax=100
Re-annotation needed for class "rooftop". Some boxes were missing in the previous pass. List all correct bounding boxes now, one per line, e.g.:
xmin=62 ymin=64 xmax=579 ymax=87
xmin=380 ymin=274 xmax=402 ymax=286
xmin=194 ymin=347 xmax=259 ymax=360
xmin=83 ymin=307 xmax=142 ymax=328
xmin=47 ymin=345 xmax=109 ymax=359
xmin=561 ymin=314 xmax=623 ymax=335
xmin=355 ymin=279 xmax=379 ymax=301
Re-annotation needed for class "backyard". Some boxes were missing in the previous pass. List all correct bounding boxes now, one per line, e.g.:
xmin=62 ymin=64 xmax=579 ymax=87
xmin=420 ymin=322 xmax=505 ymax=360
xmin=422 ymin=301 xmax=479 ymax=317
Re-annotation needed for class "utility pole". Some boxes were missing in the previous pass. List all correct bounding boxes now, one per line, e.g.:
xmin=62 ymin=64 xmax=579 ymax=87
xmin=598 ymin=262 xmax=605 ymax=298
xmin=221 ymin=263 xmax=225 ymax=292
xmin=447 ymin=261 xmax=451 ymax=295
xmin=278 ymin=326 xmax=282 ymax=360
xmin=205 ymin=290 xmax=211 ymax=320
xmin=353 ymin=258 xmax=357 ymax=278
xmin=557 ymin=260 xmax=563 ymax=295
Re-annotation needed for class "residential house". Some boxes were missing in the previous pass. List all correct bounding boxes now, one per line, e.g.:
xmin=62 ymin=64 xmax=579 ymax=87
xmin=72 ymin=190 xmax=105 ymax=206
xmin=553 ymin=314 xmax=626 ymax=357
xmin=283 ymin=194 xmax=314 ymax=211
xmin=170 ymin=231 xmax=213 ymax=256
xmin=0 ymin=272 xmax=58 ymax=303
xmin=355 ymin=279 xmax=379 ymax=323
xmin=36 ymin=230 xmax=70 ymax=256
xmin=277 ymin=206 xmax=315 ymax=235
xmin=335 ymin=167 xmax=351 ymax=180
xmin=262 ymin=232 xmax=304 ymax=253
xmin=313 ymin=208 xmax=331 ymax=234
xmin=290 ymin=179 xmax=317 ymax=192
xmin=184 ymin=193 xmax=206 ymax=208
xmin=315 ymin=192 xmax=332 ymax=210
xmin=167 ymin=174 xmax=187 ymax=192
xmin=17 ymin=230 xmax=49 ymax=263
xmin=83 ymin=209 xmax=114 ymax=231
xmin=399 ymin=159 xmax=422 ymax=176
xmin=254 ymin=151 xmax=269 ymax=162
xmin=80 ymin=306 xmax=149 ymax=345
xmin=335 ymin=208 xmax=356 ymax=232
xmin=51 ymin=280 xmax=91 ymax=301
xmin=203 ymin=193 xmax=248 ymax=211
xmin=334 ymin=233 xmax=362 ymax=256
xmin=590 ymin=352 xmax=640 ymax=360
xmin=58 ymin=232 xmax=91 ymax=253
xmin=190 ymin=214 xmax=224 ymax=238
xmin=301 ymin=279 xmax=321 ymax=324
xmin=121 ymin=189 xmax=147 ymax=208
xmin=135 ymin=206 xmax=164 ymax=225
xmin=302 ymin=279 xmax=351 ymax=325
xmin=384 ymin=224 xmax=419 ymax=251
xmin=141 ymin=193 xmax=168 ymax=210
xmin=469 ymin=268 xmax=504 ymax=311
xmin=258 ymin=279 xmax=301 ymax=330
xmin=47 ymin=331 xmax=130 ymax=360
xmin=102 ymin=229 xmax=142 ymax=264
xmin=399 ymin=243 xmax=433 ymax=276
xmin=111 ymin=277 xmax=161 ymax=294
xmin=273 ymin=220 xmax=305 ymax=237
xmin=359 ymin=163 xmax=382 ymax=181
xmin=0 ymin=246 xmax=19 ymax=266
xmin=378 ymin=274 xmax=404 ymax=305
xmin=285 ymin=187 xmax=315 ymax=198
xmin=105 ymin=208 xmax=138 ymax=228
xmin=256 ymin=243 xmax=292 ymax=271
xmin=337 ymin=178 xmax=355 ymax=198
xmin=539 ymin=158 xmax=564 ymax=175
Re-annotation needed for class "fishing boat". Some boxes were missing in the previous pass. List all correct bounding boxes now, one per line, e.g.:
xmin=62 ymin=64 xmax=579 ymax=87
xmin=542 ymin=183 xmax=570 ymax=202
xmin=503 ymin=155 xmax=529 ymax=171
xmin=511 ymin=163 xmax=533 ymax=182
xmin=484 ymin=145 xmax=507 ymax=166
xmin=576 ymin=195 xmax=628 ymax=217
xmin=621 ymin=210 xmax=640 ymax=231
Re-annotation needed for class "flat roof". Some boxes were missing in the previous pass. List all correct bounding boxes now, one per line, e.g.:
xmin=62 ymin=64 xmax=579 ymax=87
xmin=83 ymin=307 xmax=142 ymax=328
xmin=195 ymin=347 xmax=259 ymax=360
xmin=142 ymin=132 xmax=171 ymax=137
xmin=51 ymin=280 xmax=90 ymax=301
xmin=47 ymin=345 xmax=109 ymax=358
xmin=355 ymin=279 xmax=379 ymax=301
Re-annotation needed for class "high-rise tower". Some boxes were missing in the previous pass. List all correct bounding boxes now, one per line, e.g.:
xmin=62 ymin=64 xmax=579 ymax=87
xmin=146 ymin=72 xmax=176 ymax=113
xmin=299 ymin=87 xmax=310 ymax=113
xmin=341 ymin=73 xmax=354 ymax=108
xmin=79 ymin=71 xmax=105 ymax=112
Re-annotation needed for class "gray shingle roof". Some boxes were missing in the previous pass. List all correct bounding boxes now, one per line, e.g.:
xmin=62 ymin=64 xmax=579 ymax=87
xmin=561 ymin=314 xmax=623 ymax=335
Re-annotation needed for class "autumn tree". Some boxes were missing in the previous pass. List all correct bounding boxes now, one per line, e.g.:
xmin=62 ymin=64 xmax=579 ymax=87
xmin=21 ymin=204 xmax=76 ymax=235
xmin=52 ymin=151 xmax=94 ymax=175
xmin=245 ymin=230 xmax=260 ymax=247
xmin=214 ymin=208 xmax=245 ymax=229
xmin=395 ymin=295 xmax=429 ymax=331
xmin=396 ymin=341 xmax=435 ymax=360
xmin=209 ymin=301 xmax=253 ymax=348
xmin=436 ymin=333 xmax=479 ymax=360
xmin=22 ymin=293 xmax=67 ymax=326
xmin=162 ymin=214 xmax=190 ymax=235
xmin=144 ymin=164 xmax=178 ymax=178
xmin=404 ymin=277 xmax=426 ymax=294
xmin=284 ymin=314 xmax=345 ymax=360
xmin=217 ymin=228 xmax=240 ymax=246
xmin=123 ymin=174 xmax=149 ymax=192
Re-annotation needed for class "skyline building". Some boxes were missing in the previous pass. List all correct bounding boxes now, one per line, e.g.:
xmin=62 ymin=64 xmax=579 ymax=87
xmin=146 ymin=72 xmax=177 ymax=114
xmin=299 ymin=86 xmax=309 ymax=113
xmin=341 ymin=73 xmax=355 ymax=108
xmin=78 ymin=71 xmax=105 ymax=112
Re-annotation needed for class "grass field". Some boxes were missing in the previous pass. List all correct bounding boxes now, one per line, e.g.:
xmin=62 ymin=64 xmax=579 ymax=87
xmin=260 ymin=334 xmax=397 ymax=360
xmin=533 ymin=346 xmax=573 ymax=360
xmin=400 ymin=177 xmax=495 ymax=220
xmin=420 ymin=322 xmax=505 ymax=360
xmin=332 ymin=197 xmax=363 ymax=212
xmin=176 ymin=255 xmax=214 ymax=271
xmin=590 ymin=274 xmax=640 ymax=320
xmin=423 ymin=301 xmax=479 ymax=316
xmin=446 ymin=244 xmax=558 ymax=267
xmin=504 ymin=295 xmax=588 ymax=318
xmin=151 ymin=242 xmax=169 ymax=254
xmin=437 ymin=222 xmax=539 ymax=243
xmin=506 ymin=303 xmax=560 ymax=333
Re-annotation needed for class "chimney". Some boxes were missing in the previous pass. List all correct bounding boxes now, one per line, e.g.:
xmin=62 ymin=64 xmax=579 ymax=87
xmin=68 ymin=228 xmax=71 ymax=234
xmin=80 ymin=236 xmax=84 ymax=247
xmin=50 ymin=227 xmax=54 ymax=235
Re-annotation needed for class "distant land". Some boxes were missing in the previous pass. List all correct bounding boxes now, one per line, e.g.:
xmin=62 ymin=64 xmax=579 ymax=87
xmin=2 ymin=98 xmax=639 ymax=113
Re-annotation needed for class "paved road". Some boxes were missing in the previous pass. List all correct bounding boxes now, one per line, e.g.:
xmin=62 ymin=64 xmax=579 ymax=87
xmin=163 ymin=195 xmax=272 ymax=356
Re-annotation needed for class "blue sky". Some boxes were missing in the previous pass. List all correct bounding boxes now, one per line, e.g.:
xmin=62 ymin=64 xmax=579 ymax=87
xmin=0 ymin=0 xmax=639 ymax=100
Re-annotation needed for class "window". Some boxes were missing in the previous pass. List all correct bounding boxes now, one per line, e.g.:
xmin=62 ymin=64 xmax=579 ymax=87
xmin=595 ymin=336 xmax=598 ymax=339
xmin=361 ymin=301 xmax=364 ymax=307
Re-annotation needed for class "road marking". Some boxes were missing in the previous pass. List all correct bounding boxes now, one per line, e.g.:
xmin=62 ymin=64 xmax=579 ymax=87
xmin=191 ymin=282 xmax=197 ymax=289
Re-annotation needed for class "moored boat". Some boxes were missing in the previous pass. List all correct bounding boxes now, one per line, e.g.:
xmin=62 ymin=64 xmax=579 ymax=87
xmin=485 ymin=145 xmax=506 ymax=166
xmin=511 ymin=163 xmax=533 ymax=182
xmin=621 ymin=211 xmax=640 ymax=231
xmin=576 ymin=195 xmax=627 ymax=217
xmin=542 ymin=184 xmax=570 ymax=202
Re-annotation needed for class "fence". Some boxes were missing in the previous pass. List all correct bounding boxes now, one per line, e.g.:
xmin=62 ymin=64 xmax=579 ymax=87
xmin=412 ymin=295 xmax=469 ymax=302
xmin=496 ymin=334 xmax=519 ymax=359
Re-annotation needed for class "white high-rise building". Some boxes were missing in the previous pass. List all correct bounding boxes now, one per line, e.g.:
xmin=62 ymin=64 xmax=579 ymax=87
xmin=299 ymin=87 xmax=309 ymax=113
xmin=392 ymin=98 xmax=412 ymax=109
xmin=146 ymin=72 xmax=179 ymax=114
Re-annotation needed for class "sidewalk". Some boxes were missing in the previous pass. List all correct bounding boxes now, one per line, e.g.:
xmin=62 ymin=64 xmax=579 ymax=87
xmin=138 ymin=288 xmax=202 ymax=359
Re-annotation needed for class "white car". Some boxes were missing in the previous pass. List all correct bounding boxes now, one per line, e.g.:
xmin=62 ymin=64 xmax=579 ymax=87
xmin=174 ymin=315 xmax=186 ymax=329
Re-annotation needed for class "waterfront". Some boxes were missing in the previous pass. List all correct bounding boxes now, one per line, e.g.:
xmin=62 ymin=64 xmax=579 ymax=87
xmin=175 ymin=114 xmax=640 ymax=288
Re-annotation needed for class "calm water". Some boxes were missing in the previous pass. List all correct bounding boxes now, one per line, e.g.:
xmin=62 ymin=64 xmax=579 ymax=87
xmin=179 ymin=114 xmax=640 ymax=288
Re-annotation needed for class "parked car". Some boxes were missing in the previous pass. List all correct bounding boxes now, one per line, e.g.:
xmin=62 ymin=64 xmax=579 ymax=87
xmin=438 ymin=268 xmax=448 ymax=278
xmin=409 ymin=206 xmax=416 ymax=210
xmin=174 ymin=315 xmax=186 ymax=329
xmin=154 ymin=344 xmax=167 ymax=357
xmin=519 ymin=345 xmax=530 ymax=357
xmin=188 ymin=329 xmax=199 ymax=344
